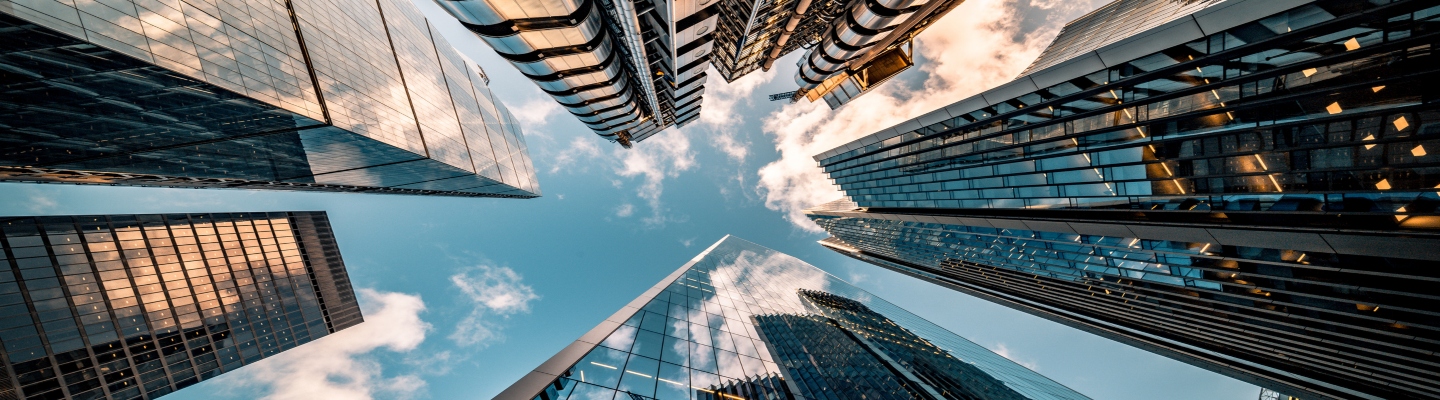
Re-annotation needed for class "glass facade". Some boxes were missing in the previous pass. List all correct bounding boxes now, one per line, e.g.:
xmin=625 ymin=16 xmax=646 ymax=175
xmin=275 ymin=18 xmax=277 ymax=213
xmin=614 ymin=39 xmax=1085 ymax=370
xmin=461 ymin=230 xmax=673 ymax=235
xmin=0 ymin=212 xmax=362 ymax=400
xmin=506 ymin=236 xmax=1089 ymax=400
xmin=0 ymin=0 xmax=539 ymax=198
xmin=808 ymin=1 xmax=1440 ymax=399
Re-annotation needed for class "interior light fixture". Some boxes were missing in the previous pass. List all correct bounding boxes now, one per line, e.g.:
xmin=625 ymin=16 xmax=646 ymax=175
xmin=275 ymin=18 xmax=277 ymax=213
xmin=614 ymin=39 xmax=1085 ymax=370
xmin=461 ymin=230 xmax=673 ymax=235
xmin=1344 ymin=37 xmax=1361 ymax=51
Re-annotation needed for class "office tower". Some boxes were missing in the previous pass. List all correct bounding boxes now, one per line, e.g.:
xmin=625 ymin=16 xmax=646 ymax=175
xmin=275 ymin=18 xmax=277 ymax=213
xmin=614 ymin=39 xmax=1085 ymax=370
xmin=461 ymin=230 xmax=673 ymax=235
xmin=0 ymin=212 xmax=363 ymax=400
xmin=0 ymin=0 xmax=539 ymax=198
xmin=435 ymin=0 xmax=961 ymax=148
xmin=806 ymin=0 xmax=1440 ymax=399
xmin=497 ymin=235 xmax=1090 ymax=400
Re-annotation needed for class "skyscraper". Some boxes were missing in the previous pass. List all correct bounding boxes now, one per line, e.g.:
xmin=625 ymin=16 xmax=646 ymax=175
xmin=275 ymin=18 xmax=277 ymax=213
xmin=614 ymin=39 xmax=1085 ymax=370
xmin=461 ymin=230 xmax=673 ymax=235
xmin=806 ymin=0 xmax=1440 ymax=399
xmin=496 ymin=235 xmax=1090 ymax=400
xmin=0 ymin=212 xmax=363 ymax=400
xmin=435 ymin=0 xmax=962 ymax=148
xmin=0 ymin=0 xmax=539 ymax=198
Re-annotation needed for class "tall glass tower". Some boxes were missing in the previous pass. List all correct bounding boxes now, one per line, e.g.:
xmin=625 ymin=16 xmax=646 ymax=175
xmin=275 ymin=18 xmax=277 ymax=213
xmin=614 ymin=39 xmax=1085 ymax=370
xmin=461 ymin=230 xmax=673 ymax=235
xmin=0 ymin=212 xmax=363 ymax=400
xmin=0 ymin=0 xmax=539 ymax=198
xmin=497 ymin=235 xmax=1090 ymax=400
xmin=807 ymin=0 xmax=1440 ymax=399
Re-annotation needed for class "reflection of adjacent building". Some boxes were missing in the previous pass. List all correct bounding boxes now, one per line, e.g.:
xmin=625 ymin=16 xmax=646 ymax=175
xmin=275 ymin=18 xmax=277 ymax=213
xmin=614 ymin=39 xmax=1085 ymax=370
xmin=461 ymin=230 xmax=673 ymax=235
xmin=500 ymin=235 xmax=1090 ymax=400
xmin=0 ymin=0 xmax=539 ymax=198
xmin=776 ymin=289 xmax=1029 ymax=400
xmin=435 ymin=0 xmax=963 ymax=148
xmin=0 ymin=212 xmax=362 ymax=399
xmin=806 ymin=1 xmax=1440 ymax=399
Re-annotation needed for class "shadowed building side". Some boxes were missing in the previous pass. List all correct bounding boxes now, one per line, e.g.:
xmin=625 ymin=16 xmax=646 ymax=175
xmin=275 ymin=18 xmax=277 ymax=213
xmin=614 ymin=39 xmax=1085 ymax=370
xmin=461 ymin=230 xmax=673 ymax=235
xmin=807 ymin=1 xmax=1440 ymax=398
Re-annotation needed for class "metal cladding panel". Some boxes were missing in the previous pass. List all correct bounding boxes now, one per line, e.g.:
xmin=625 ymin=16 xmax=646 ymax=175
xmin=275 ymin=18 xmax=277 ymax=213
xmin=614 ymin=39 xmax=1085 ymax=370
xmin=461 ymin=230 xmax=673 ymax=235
xmin=1027 ymin=52 xmax=1107 ymax=89
xmin=1191 ymin=0 xmax=1316 ymax=35
xmin=674 ymin=14 xmax=718 ymax=50
xmin=671 ymin=0 xmax=719 ymax=21
xmin=1020 ymin=0 xmax=1225 ymax=74
xmin=980 ymin=77 xmax=1039 ymax=106
xmin=1093 ymin=15 xmax=1205 ymax=67
xmin=675 ymin=33 xmax=715 ymax=66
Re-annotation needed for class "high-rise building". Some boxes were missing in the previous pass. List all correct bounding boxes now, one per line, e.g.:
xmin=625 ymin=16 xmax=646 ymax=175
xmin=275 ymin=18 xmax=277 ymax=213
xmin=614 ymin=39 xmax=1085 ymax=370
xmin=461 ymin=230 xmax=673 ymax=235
xmin=805 ymin=0 xmax=1440 ymax=399
xmin=0 ymin=212 xmax=363 ymax=400
xmin=0 ymin=0 xmax=539 ymax=198
xmin=435 ymin=0 xmax=961 ymax=148
xmin=496 ymin=235 xmax=1090 ymax=400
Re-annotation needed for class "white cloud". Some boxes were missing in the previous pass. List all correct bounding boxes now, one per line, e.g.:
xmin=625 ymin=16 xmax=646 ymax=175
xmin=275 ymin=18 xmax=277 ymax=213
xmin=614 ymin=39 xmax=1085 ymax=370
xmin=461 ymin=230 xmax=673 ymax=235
xmin=508 ymin=98 xmax=564 ymax=129
xmin=991 ymin=342 xmax=1041 ymax=371
xmin=754 ymin=0 xmax=1107 ymax=231
xmin=615 ymin=203 xmax=635 ymax=218
xmin=614 ymin=130 xmax=696 ymax=226
xmin=547 ymin=138 xmax=604 ymax=174
xmin=449 ymin=265 xmax=540 ymax=347
xmin=25 ymin=188 xmax=58 ymax=214
xmin=696 ymin=68 xmax=773 ymax=162
xmin=214 ymin=289 xmax=431 ymax=400
xmin=847 ymin=271 xmax=869 ymax=285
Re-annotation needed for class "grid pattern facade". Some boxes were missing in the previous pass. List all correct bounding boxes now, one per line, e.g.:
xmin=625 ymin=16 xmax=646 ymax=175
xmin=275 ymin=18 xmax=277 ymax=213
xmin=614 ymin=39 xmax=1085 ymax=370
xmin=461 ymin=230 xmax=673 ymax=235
xmin=521 ymin=236 xmax=1088 ymax=400
xmin=808 ymin=1 xmax=1440 ymax=399
xmin=820 ymin=1 xmax=1440 ymax=213
xmin=0 ymin=0 xmax=538 ymax=198
xmin=0 ymin=211 xmax=362 ymax=400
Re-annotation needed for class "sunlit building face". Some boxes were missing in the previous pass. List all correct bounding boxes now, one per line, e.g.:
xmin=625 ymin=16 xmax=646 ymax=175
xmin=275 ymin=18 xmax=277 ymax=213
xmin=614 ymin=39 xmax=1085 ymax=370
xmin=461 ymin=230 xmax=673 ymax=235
xmin=0 ymin=0 xmax=539 ymax=198
xmin=0 ymin=212 xmax=361 ymax=400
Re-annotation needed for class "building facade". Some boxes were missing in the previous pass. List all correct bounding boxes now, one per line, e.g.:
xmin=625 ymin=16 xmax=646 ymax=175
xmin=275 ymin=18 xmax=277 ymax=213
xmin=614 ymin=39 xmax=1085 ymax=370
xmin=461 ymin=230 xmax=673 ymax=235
xmin=496 ymin=235 xmax=1090 ymax=400
xmin=435 ymin=0 xmax=962 ymax=148
xmin=0 ymin=211 xmax=363 ymax=400
xmin=807 ymin=0 xmax=1440 ymax=399
xmin=0 ymin=0 xmax=539 ymax=198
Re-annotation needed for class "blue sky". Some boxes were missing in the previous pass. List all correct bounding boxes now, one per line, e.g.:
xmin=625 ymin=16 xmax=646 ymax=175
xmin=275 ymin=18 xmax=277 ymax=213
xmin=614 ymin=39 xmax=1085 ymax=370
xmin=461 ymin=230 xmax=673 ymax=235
xmin=0 ymin=0 xmax=1264 ymax=399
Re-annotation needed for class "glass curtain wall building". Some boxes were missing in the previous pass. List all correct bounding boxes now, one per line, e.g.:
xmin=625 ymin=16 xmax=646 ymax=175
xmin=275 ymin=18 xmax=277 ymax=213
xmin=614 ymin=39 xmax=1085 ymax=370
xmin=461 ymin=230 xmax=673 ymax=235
xmin=0 ymin=211 xmax=362 ymax=400
xmin=0 ymin=0 xmax=539 ymax=198
xmin=807 ymin=0 xmax=1440 ymax=399
xmin=496 ymin=235 xmax=1090 ymax=400
xmin=434 ymin=0 xmax=963 ymax=149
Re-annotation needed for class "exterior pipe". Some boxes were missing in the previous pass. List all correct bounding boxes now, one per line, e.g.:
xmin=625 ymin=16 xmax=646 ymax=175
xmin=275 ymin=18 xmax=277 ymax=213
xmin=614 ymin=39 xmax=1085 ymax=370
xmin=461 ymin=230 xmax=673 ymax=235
xmin=794 ymin=0 xmax=927 ymax=89
xmin=761 ymin=0 xmax=812 ymax=70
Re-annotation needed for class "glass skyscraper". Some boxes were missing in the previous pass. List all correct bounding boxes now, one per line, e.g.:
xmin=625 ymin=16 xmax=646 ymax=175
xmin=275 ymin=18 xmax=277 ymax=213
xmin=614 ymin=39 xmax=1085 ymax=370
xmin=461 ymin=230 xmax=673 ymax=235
xmin=807 ymin=0 xmax=1440 ymax=399
xmin=0 ymin=0 xmax=539 ymax=198
xmin=0 ymin=211 xmax=363 ymax=400
xmin=496 ymin=235 xmax=1090 ymax=400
